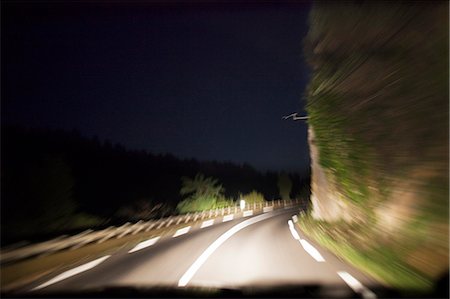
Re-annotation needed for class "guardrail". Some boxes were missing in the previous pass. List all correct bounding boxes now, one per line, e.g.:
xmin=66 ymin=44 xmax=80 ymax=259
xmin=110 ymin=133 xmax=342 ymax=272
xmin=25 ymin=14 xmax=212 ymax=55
xmin=0 ymin=199 xmax=306 ymax=265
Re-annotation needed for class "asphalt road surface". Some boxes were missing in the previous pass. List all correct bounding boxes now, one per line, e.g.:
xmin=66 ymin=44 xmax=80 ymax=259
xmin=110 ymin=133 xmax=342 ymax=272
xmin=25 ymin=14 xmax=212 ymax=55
xmin=24 ymin=208 xmax=380 ymax=297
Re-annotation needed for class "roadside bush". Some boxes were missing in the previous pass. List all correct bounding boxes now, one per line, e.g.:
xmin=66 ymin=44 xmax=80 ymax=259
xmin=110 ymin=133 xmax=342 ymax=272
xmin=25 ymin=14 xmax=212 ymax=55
xmin=241 ymin=190 xmax=265 ymax=204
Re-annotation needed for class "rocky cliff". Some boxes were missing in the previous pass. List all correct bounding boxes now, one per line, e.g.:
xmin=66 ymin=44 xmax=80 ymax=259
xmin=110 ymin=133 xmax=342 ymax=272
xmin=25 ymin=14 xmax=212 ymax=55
xmin=302 ymin=1 xmax=448 ymax=290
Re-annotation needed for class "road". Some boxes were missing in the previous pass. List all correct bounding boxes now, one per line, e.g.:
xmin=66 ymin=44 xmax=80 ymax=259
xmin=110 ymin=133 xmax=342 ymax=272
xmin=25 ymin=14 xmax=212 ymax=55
xmin=24 ymin=208 xmax=380 ymax=297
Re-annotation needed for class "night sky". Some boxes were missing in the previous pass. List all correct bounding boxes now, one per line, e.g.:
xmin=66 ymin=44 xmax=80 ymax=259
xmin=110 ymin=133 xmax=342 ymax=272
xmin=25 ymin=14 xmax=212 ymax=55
xmin=2 ymin=1 xmax=311 ymax=172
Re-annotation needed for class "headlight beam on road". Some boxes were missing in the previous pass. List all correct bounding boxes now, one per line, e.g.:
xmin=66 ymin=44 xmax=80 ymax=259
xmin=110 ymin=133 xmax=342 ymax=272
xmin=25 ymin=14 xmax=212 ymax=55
xmin=178 ymin=213 xmax=273 ymax=287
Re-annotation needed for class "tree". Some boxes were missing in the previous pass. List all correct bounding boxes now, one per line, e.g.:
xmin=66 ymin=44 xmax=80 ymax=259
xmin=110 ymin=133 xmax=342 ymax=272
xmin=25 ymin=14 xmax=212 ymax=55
xmin=176 ymin=173 xmax=225 ymax=213
xmin=277 ymin=172 xmax=292 ymax=200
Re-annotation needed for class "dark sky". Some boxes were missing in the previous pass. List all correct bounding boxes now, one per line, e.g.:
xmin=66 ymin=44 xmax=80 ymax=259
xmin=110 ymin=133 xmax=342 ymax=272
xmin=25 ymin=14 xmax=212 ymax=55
xmin=2 ymin=1 xmax=311 ymax=173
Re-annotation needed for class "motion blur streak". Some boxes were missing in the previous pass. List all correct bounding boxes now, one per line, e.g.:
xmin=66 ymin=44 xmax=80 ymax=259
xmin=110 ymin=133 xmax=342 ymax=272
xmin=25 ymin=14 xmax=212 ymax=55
xmin=243 ymin=210 xmax=253 ymax=217
xmin=200 ymin=220 xmax=214 ymax=228
xmin=173 ymin=227 xmax=191 ymax=237
xmin=302 ymin=1 xmax=448 ymax=290
xmin=288 ymin=220 xmax=300 ymax=240
xmin=128 ymin=237 xmax=160 ymax=253
xmin=223 ymin=214 xmax=234 ymax=222
xmin=299 ymin=239 xmax=325 ymax=262
xmin=31 ymin=255 xmax=111 ymax=291
xmin=288 ymin=220 xmax=325 ymax=262
xmin=178 ymin=212 xmax=273 ymax=287
xmin=337 ymin=271 xmax=377 ymax=299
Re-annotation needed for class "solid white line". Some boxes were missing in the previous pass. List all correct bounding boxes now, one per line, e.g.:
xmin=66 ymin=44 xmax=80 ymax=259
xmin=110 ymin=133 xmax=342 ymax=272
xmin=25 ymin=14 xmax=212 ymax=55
xmin=223 ymin=214 xmax=234 ymax=222
xmin=337 ymin=271 xmax=377 ymax=299
xmin=300 ymin=239 xmax=325 ymax=262
xmin=128 ymin=236 xmax=160 ymax=253
xmin=178 ymin=212 xmax=274 ymax=287
xmin=243 ymin=210 xmax=253 ymax=217
xmin=288 ymin=220 xmax=300 ymax=240
xmin=31 ymin=255 xmax=111 ymax=291
xmin=173 ymin=226 xmax=191 ymax=237
xmin=200 ymin=219 xmax=214 ymax=228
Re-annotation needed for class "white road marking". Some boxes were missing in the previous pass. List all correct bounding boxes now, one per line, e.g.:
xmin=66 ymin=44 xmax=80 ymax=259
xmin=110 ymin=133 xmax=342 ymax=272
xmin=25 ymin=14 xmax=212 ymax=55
xmin=200 ymin=219 xmax=214 ymax=228
xmin=128 ymin=236 xmax=160 ymax=253
xmin=243 ymin=210 xmax=253 ymax=217
xmin=288 ymin=220 xmax=300 ymax=240
xmin=263 ymin=206 xmax=273 ymax=213
xmin=300 ymin=239 xmax=326 ymax=262
xmin=223 ymin=214 xmax=234 ymax=222
xmin=288 ymin=220 xmax=325 ymax=262
xmin=173 ymin=226 xmax=191 ymax=237
xmin=178 ymin=212 xmax=274 ymax=287
xmin=337 ymin=271 xmax=377 ymax=299
xmin=31 ymin=255 xmax=111 ymax=291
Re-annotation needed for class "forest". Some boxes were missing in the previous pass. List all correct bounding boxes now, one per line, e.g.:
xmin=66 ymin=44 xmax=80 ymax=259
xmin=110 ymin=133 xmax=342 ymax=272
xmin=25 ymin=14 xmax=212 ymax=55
xmin=1 ymin=125 xmax=310 ymax=244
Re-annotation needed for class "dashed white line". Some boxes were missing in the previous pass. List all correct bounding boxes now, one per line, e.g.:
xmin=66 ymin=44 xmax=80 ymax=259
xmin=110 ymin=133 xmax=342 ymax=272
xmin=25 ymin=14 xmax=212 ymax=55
xmin=223 ymin=214 xmax=234 ymax=222
xmin=288 ymin=220 xmax=325 ymax=262
xmin=337 ymin=271 xmax=377 ymax=299
xmin=288 ymin=220 xmax=300 ymax=240
xmin=263 ymin=206 xmax=273 ymax=213
xmin=299 ymin=239 xmax=325 ymax=262
xmin=31 ymin=255 xmax=111 ymax=291
xmin=178 ymin=212 xmax=274 ymax=287
xmin=173 ymin=226 xmax=191 ymax=237
xmin=243 ymin=210 xmax=253 ymax=217
xmin=200 ymin=219 xmax=214 ymax=228
xmin=128 ymin=236 xmax=160 ymax=253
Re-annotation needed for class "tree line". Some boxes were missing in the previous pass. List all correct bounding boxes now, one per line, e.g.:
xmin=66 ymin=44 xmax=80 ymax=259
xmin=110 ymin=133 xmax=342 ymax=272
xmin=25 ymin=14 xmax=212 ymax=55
xmin=1 ymin=125 xmax=310 ymax=243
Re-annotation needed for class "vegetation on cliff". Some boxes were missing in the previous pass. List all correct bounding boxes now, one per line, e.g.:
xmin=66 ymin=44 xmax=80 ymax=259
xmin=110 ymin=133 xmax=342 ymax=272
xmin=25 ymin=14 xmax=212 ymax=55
xmin=302 ymin=1 xmax=448 ymax=292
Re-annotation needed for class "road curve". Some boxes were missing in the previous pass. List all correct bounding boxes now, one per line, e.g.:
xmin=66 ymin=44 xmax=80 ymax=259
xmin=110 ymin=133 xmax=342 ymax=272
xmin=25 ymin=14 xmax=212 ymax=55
xmin=25 ymin=208 xmax=379 ymax=296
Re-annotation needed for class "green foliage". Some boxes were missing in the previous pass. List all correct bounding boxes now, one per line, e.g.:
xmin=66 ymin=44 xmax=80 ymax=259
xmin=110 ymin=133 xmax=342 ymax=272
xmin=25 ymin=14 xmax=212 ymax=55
xmin=304 ymin=2 xmax=448 ymax=205
xmin=241 ymin=190 xmax=265 ymax=204
xmin=298 ymin=214 xmax=433 ymax=291
xmin=277 ymin=173 xmax=292 ymax=200
xmin=177 ymin=173 xmax=225 ymax=213
xmin=302 ymin=2 xmax=448 ymax=290
xmin=214 ymin=196 xmax=234 ymax=209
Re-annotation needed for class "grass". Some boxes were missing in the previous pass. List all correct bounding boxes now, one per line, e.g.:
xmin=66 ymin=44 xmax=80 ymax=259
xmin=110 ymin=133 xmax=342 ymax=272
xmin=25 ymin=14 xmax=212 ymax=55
xmin=297 ymin=213 xmax=433 ymax=292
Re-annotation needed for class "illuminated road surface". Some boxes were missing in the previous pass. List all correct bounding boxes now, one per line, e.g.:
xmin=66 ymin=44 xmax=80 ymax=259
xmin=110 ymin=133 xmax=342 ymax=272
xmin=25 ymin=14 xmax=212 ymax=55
xmin=26 ymin=208 xmax=378 ymax=297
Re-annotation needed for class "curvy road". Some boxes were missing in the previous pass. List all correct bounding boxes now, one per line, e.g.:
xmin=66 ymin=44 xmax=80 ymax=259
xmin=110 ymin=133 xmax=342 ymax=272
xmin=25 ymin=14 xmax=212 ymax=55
xmin=24 ymin=208 xmax=380 ymax=298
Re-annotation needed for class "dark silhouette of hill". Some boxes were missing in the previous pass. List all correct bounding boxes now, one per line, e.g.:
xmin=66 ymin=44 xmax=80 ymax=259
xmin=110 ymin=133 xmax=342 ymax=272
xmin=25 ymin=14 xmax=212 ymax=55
xmin=1 ymin=125 xmax=309 ymax=243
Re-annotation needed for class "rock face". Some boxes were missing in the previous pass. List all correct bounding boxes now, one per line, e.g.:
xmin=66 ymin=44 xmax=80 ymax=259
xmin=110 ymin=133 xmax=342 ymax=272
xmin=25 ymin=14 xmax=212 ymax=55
xmin=304 ymin=1 xmax=448 ymax=283
xmin=308 ymin=126 xmax=352 ymax=222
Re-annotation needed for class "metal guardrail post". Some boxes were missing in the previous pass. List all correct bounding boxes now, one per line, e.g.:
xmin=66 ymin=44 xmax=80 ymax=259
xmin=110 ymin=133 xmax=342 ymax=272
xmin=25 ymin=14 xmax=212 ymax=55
xmin=145 ymin=221 xmax=156 ymax=232
xmin=165 ymin=217 xmax=173 ymax=227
